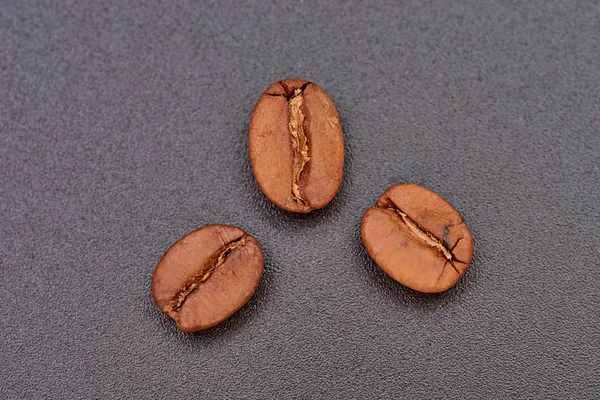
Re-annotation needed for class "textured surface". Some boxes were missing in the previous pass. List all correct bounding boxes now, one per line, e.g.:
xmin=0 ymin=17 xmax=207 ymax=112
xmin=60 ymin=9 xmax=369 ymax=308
xmin=1 ymin=1 xmax=599 ymax=398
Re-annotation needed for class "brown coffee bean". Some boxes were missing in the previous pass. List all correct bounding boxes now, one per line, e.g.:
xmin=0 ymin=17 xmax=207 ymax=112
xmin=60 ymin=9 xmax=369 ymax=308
xmin=249 ymin=78 xmax=344 ymax=213
xmin=361 ymin=184 xmax=474 ymax=293
xmin=151 ymin=224 xmax=264 ymax=332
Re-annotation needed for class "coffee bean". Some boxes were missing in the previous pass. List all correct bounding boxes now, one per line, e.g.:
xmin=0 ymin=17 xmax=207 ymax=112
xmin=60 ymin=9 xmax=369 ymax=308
xmin=249 ymin=78 xmax=344 ymax=213
xmin=151 ymin=224 xmax=264 ymax=332
xmin=361 ymin=184 xmax=474 ymax=293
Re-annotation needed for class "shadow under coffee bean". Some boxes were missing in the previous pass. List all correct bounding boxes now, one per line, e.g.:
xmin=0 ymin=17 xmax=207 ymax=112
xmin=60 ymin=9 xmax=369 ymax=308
xmin=361 ymin=183 xmax=474 ymax=293
xmin=151 ymin=224 xmax=264 ymax=332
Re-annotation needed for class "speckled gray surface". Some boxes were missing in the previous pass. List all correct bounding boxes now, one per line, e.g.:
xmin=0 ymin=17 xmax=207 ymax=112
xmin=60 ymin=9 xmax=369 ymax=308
xmin=1 ymin=1 xmax=599 ymax=399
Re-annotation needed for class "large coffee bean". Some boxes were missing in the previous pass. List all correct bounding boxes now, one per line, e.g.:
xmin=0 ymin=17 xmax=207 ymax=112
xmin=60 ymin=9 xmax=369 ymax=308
xmin=249 ymin=78 xmax=344 ymax=213
xmin=151 ymin=224 xmax=264 ymax=332
xmin=361 ymin=184 xmax=474 ymax=293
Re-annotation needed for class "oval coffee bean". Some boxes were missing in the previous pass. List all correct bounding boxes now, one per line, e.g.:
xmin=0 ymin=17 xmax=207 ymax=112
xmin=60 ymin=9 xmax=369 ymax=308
xmin=249 ymin=78 xmax=344 ymax=213
xmin=361 ymin=184 xmax=474 ymax=293
xmin=151 ymin=224 xmax=264 ymax=332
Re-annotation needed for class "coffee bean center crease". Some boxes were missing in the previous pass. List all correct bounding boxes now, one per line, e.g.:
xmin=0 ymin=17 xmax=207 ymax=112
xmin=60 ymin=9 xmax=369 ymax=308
xmin=287 ymin=85 xmax=311 ymax=205
xmin=171 ymin=235 xmax=248 ymax=313
xmin=382 ymin=204 xmax=463 ymax=273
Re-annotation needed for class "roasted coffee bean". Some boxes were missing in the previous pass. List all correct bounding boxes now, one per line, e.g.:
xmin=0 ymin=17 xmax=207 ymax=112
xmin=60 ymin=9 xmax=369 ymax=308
xmin=361 ymin=184 xmax=474 ymax=293
xmin=249 ymin=78 xmax=344 ymax=213
xmin=151 ymin=224 xmax=264 ymax=332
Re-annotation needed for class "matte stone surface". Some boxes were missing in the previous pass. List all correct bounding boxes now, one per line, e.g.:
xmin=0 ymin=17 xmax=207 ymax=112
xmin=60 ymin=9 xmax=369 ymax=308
xmin=1 ymin=1 xmax=599 ymax=399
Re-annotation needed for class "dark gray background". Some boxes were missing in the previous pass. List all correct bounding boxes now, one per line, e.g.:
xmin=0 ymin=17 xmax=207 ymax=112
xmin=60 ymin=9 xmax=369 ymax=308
xmin=1 ymin=1 xmax=599 ymax=399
